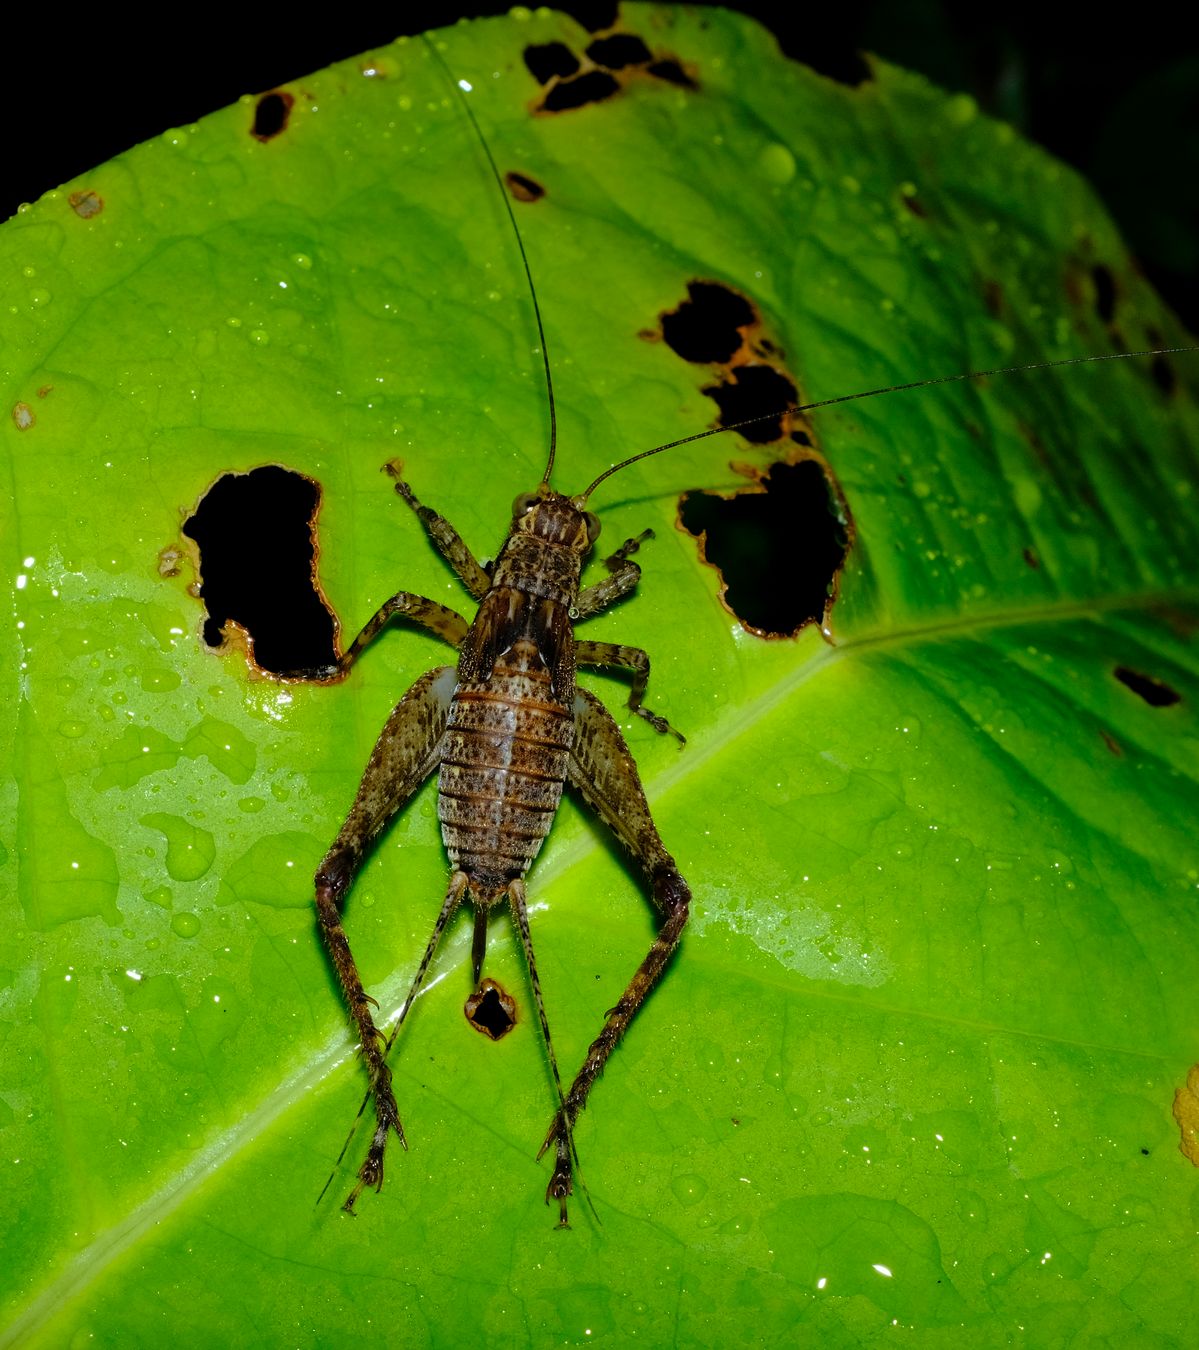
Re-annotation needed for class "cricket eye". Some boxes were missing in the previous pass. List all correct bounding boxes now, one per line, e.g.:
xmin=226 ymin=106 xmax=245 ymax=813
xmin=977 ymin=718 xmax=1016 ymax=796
xmin=512 ymin=492 xmax=538 ymax=518
xmin=584 ymin=511 xmax=601 ymax=543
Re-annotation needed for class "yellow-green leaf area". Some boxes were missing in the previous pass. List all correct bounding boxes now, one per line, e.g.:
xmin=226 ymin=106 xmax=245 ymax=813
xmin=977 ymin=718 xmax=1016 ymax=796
xmin=2 ymin=6 xmax=1197 ymax=1347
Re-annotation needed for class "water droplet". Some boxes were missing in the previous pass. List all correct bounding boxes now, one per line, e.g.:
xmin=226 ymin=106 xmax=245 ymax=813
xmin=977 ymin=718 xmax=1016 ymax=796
xmin=144 ymin=885 xmax=173 ymax=910
xmin=171 ymin=911 xmax=200 ymax=938
xmin=757 ymin=143 xmax=795 ymax=185
xmin=670 ymin=1173 xmax=709 ymax=1206
xmin=57 ymin=719 xmax=86 ymax=739
xmin=141 ymin=813 xmax=216 ymax=882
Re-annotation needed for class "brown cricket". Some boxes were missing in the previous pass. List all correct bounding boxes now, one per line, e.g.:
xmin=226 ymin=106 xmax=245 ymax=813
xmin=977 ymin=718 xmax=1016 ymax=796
xmin=310 ymin=456 xmax=690 ymax=1223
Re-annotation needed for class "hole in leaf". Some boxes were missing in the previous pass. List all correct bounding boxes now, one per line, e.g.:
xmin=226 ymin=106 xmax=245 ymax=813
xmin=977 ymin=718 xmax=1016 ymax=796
xmin=647 ymin=58 xmax=696 ymax=88
xmin=505 ymin=171 xmax=546 ymax=203
xmin=703 ymin=365 xmax=799 ymax=445
xmin=182 ymin=465 xmax=337 ymax=675
xmin=465 ymin=978 xmax=517 ymax=1040
xmin=523 ymin=42 xmax=581 ymax=84
xmin=568 ymin=0 xmax=618 ymax=31
xmin=251 ymin=90 xmax=294 ymax=141
xmin=586 ymin=34 xmax=652 ymax=70
xmin=1113 ymin=666 xmax=1181 ymax=707
xmin=679 ymin=459 xmax=850 ymax=637
xmin=661 ymin=281 xmax=755 ymax=364
xmin=542 ymin=69 xmax=621 ymax=112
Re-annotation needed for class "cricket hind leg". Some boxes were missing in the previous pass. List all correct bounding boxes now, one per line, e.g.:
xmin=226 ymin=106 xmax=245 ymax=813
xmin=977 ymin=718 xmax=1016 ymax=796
xmin=538 ymin=688 xmax=691 ymax=1219
xmin=312 ymin=665 xmax=455 ymax=1207
xmin=340 ymin=871 xmax=469 ymax=1212
xmin=506 ymin=878 xmax=593 ymax=1228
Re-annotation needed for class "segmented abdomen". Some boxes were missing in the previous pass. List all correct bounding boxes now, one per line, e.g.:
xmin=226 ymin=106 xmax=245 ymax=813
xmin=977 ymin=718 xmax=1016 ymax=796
xmin=438 ymin=638 xmax=573 ymax=891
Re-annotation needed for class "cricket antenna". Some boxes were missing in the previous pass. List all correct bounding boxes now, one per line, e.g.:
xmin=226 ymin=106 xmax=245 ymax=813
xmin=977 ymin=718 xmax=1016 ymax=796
xmin=578 ymin=346 xmax=1199 ymax=503
xmin=423 ymin=34 xmax=560 ymax=487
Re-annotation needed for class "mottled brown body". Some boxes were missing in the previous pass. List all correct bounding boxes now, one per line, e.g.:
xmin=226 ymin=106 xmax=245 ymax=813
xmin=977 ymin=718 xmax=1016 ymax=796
xmin=305 ymin=469 xmax=690 ymax=1222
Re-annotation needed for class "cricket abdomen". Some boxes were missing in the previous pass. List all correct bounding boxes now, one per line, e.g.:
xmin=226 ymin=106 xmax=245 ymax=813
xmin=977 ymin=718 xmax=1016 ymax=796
xmin=438 ymin=637 xmax=574 ymax=891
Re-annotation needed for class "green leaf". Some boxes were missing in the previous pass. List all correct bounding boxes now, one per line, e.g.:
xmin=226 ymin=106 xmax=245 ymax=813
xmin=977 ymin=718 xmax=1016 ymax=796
xmin=3 ymin=7 xmax=1197 ymax=1346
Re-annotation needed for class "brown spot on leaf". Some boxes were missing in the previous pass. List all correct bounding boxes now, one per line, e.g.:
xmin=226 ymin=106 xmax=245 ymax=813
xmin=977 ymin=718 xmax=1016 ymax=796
xmin=506 ymin=171 xmax=545 ymax=203
xmin=158 ymin=545 xmax=183 ymax=579
xmin=12 ymin=402 xmax=34 ymax=429
xmin=251 ymin=91 xmax=294 ymax=142
xmin=1099 ymin=728 xmax=1123 ymax=757
xmin=1022 ymin=547 xmax=1040 ymax=569
xmin=182 ymin=465 xmax=338 ymax=674
xmin=37 ymin=385 xmax=52 ymax=399
xmin=679 ymin=455 xmax=851 ymax=639
xmin=983 ymin=280 xmax=1005 ymax=318
xmin=1173 ymin=1065 xmax=1199 ymax=1165
xmin=1114 ymin=666 xmax=1181 ymax=707
xmin=68 ymin=190 xmax=103 ymax=218
xmin=465 ymin=978 xmax=517 ymax=1040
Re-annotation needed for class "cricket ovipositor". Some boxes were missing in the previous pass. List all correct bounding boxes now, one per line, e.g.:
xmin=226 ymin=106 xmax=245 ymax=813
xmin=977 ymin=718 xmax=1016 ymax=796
xmin=266 ymin=32 xmax=1198 ymax=1225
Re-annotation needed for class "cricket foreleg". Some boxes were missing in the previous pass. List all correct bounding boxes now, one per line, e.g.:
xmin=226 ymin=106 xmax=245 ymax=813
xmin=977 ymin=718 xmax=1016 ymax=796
xmin=278 ymin=596 xmax=467 ymax=681
xmin=312 ymin=666 xmax=455 ymax=1208
xmin=572 ymin=529 xmax=653 ymax=619
xmin=383 ymin=460 xmax=491 ymax=600
xmin=576 ymin=639 xmax=684 ymax=744
xmin=538 ymin=689 xmax=691 ymax=1220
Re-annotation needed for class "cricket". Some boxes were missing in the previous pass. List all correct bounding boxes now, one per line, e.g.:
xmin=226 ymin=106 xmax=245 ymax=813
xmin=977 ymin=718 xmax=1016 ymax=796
xmin=298 ymin=32 xmax=1196 ymax=1224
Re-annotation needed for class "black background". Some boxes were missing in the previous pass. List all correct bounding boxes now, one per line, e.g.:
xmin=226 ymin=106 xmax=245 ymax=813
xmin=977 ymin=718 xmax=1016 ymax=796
xmin=5 ymin=2 xmax=1196 ymax=322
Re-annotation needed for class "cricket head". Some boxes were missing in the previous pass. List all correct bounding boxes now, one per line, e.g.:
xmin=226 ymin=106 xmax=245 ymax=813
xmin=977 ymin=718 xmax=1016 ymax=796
xmin=511 ymin=483 xmax=601 ymax=557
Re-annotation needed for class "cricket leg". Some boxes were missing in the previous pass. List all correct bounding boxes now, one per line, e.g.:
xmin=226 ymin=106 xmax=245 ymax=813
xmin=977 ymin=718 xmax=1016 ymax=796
xmin=313 ymin=666 xmax=455 ymax=1205
xmin=573 ymin=529 xmax=653 ymax=619
xmin=342 ymin=870 xmax=469 ymax=1212
xmin=538 ymin=688 xmax=691 ymax=1220
xmin=576 ymin=638 xmax=684 ymax=744
xmin=507 ymin=878 xmax=586 ymax=1227
xmin=280 ymin=595 xmax=467 ymax=681
xmin=383 ymin=460 xmax=492 ymax=600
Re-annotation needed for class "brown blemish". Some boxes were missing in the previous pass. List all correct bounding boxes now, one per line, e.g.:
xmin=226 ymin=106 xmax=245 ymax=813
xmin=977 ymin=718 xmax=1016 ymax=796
xmin=158 ymin=545 xmax=183 ymax=579
xmin=251 ymin=90 xmax=295 ymax=142
xmin=678 ymin=454 xmax=851 ymax=639
xmin=1113 ymin=666 xmax=1181 ymax=707
xmin=659 ymin=280 xmax=811 ymax=446
xmin=465 ymin=978 xmax=517 ymax=1040
xmin=982 ymin=280 xmax=1005 ymax=318
xmin=68 ymin=190 xmax=103 ymax=219
xmin=1173 ymin=1064 xmax=1199 ymax=1165
xmin=901 ymin=193 xmax=927 ymax=219
xmin=12 ymin=402 xmax=34 ymax=430
xmin=1099 ymin=729 xmax=1123 ymax=757
xmin=37 ymin=385 xmax=52 ymax=399
xmin=181 ymin=464 xmax=338 ymax=675
xmin=505 ymin=171 xmax=546 ymax=203
xmin=1022 ymin=546 xmax=1040 ymax=569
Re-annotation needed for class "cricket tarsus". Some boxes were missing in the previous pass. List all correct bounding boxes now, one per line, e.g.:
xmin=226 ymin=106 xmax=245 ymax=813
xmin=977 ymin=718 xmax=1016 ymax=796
xmin=312 ymin=470 xmax=687 ymax=1221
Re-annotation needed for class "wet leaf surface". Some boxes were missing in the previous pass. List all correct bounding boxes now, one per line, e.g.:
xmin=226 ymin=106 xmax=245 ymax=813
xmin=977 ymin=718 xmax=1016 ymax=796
xmin=2 ymin=7 xmax=1197 ymax=1345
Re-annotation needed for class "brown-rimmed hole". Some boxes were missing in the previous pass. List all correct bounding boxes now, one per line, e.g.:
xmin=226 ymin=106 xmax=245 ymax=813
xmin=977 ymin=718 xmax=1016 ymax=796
xmin=465 ymin=978 xmax=517 ymax=1040
xmin=252 ymin=90 xmax=294 ymax=141
xmin=679 ymin=459 xmax=850 ymax=637
xmin=181 ymin=465 xmax=337 ymax=674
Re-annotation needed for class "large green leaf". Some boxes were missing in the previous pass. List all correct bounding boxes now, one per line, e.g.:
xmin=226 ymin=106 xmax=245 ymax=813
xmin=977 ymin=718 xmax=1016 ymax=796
xmin=3 ymin=7 xmax=1197 ymax=1345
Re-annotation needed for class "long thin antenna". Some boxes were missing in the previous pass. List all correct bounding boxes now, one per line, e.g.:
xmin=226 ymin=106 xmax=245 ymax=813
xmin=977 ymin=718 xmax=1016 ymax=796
xmin=422 ymin=34 xmax=559 ymax=485
xmin=579 ymin=346 xmax=1199 ymax=502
